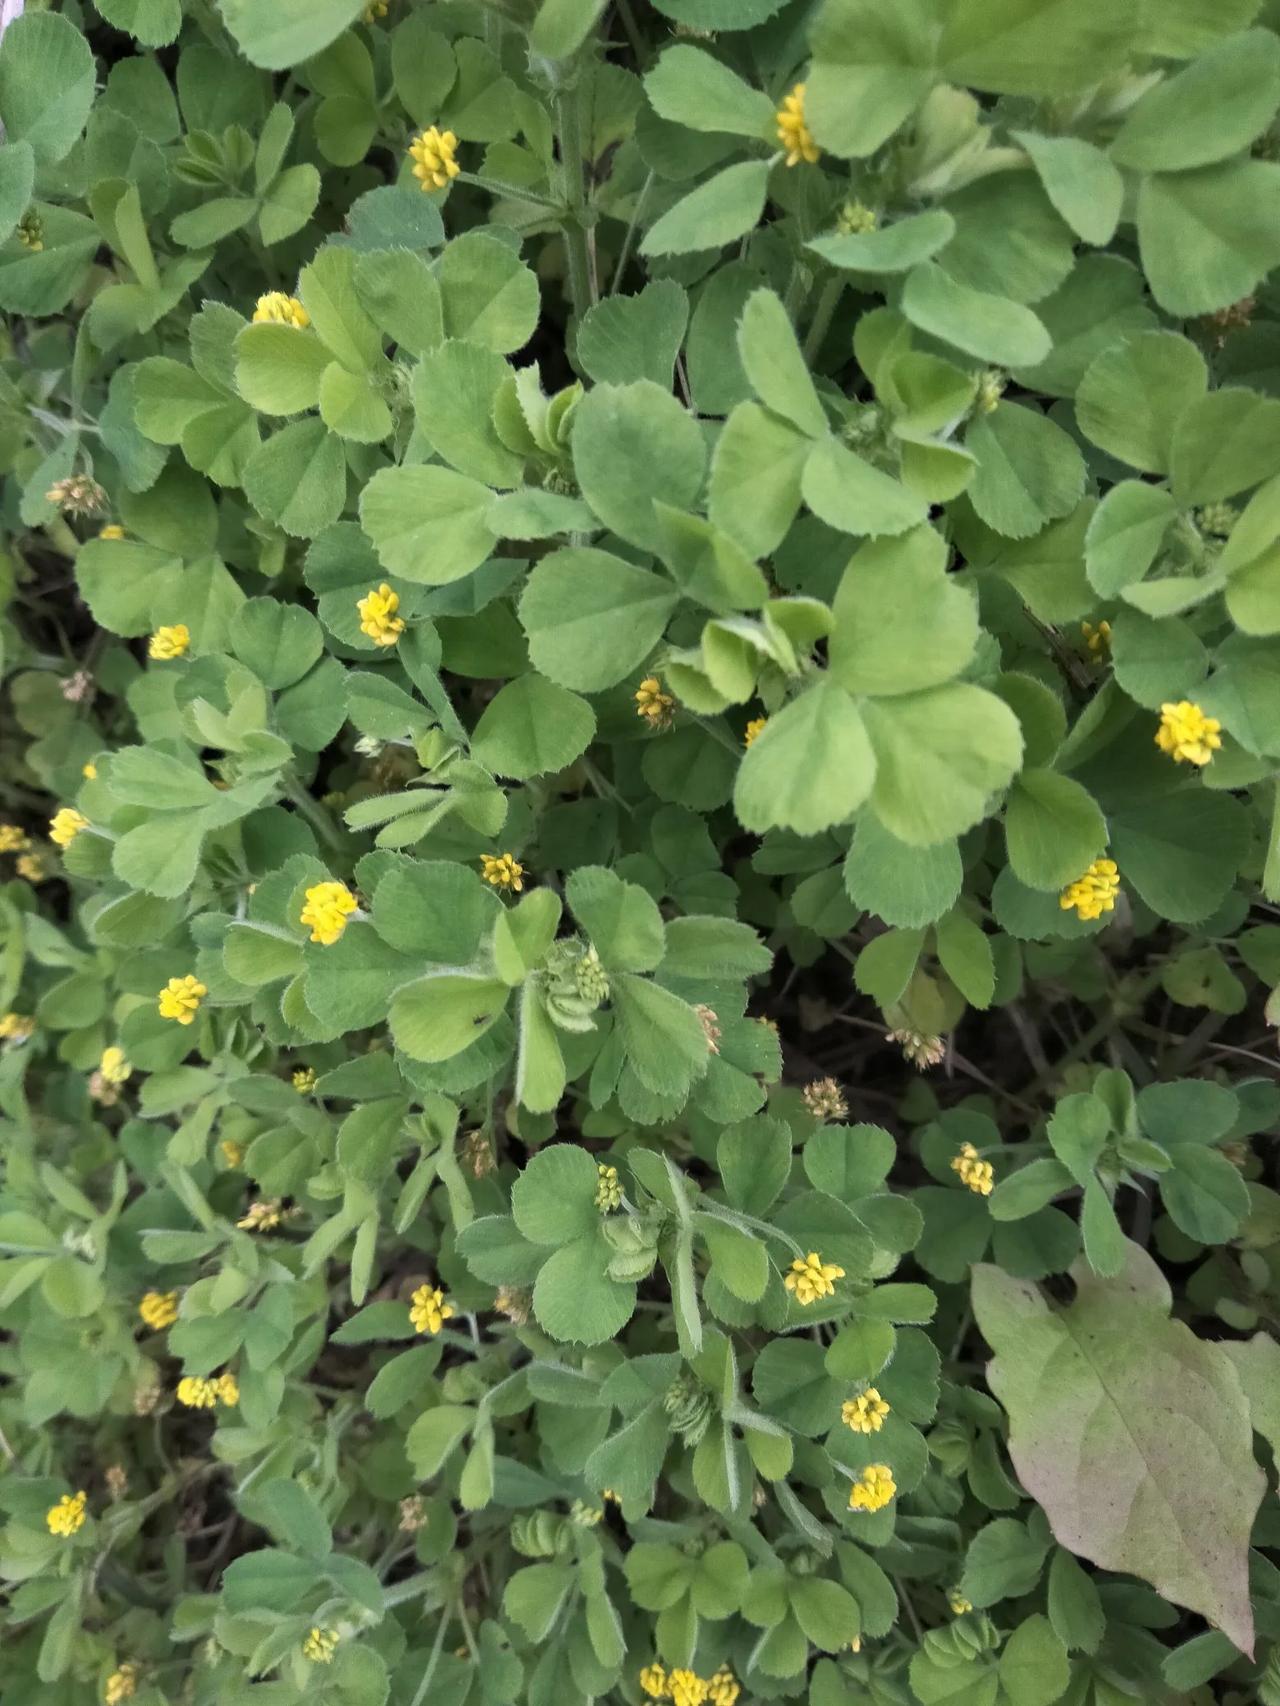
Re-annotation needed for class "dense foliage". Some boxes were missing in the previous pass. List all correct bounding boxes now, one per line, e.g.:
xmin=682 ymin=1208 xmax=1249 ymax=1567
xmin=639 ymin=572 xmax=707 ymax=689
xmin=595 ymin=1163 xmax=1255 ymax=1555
xmin=2 ymin=1 xmax=1280 ymax=1704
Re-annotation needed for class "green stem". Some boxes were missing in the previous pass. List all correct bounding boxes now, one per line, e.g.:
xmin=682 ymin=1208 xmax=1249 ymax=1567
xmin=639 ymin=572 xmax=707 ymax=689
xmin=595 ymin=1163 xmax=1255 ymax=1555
xmin=803 ymin=274 xmax=844 ymax=363
xmin=455 ymin=170 xmax=562 ymax=212
xmin=610 ymin=170 xmax=654 ymax=295
xmin=555 ymin=86 xmax=595 ymax=322
xmin=282 ymin=775 xmax=347 ymax=854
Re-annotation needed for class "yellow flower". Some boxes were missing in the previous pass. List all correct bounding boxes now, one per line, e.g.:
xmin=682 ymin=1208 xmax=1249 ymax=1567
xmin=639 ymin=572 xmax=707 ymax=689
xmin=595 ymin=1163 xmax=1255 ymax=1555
xmin=105 ymin=1662 xmax=139 ymax=1703
xmin=100 ymin=1046 xmax=131 ymax=1086
xmin=237 ymin=1198 xmax=285 ymax=1231
xmin=253 ymin=292 xmax=310 ymax=328
xmin=409 ymin=125 xmax=461 ymax=191
xmin=848 ymin=1462 xmax=896 ymax=1513
xmin=49 ymin=807 xmax=89 ymax=848
xmin=82 ymin=761 xmax=98 ymax=780
xmin=669 ymin=1669 xmax=708 ymax=1706
xmin=98 ymin=523 xmax=126 ymax=541
xmin=595 ymin=1163 xmax=622 ymax=1211
xmin=303 ymin=1627 xmax=339 ymax=1664
xmin=363 ymin=0 xmax=389 ymax=16
xmin=176 ymin=1376 xmax=218 ymax=1409
xmin=220 ymin=1138 xmax=245 ymax=1168
xmin=293 ymin=1066 xmax=317 ymax=1093
xmin=138 ymin=1290 xmax=179 ymax=1331
xmin=776 ymin=82 xmax=819 ymax=166
xmin=357 ymin=583 xmax=405 ymax=647
xmin=1156 ymin=699 xmax=1222 ymax=766
xmin=842 ymin=1388 xmax=890 ymax=1434
xmin=784 ymin=1250 xmax=845 ymax=1306
xmin=216 ymin=1371 xmax=239 ymax=1406
xmin=743 ymin=716 xmax=768 ymax=747
xmin=1081 ymin=619 xmax=1111 ymax=657
xmin=149 ymin=624 xmax=190 ymax=661
xmin=0 ymin=1013 xmax=34 ymax=1041
xmin=480 ymin=852 xmax=524 ymax=892
xmin=1059 ymin=858 xmax=1120 ymax=923
xmin=639 ymin=1664 xmax=668 ymax=1700
xmin=47 ymin=1491 xmax=87 ymax=1536
xmin=17 ymin=853 xmax=48 ymax=885
xmin=635 ymin=676 xmax=675 ymax=728
xmin=948 ymin=1589 xmax=973 ymax=1616
xmin=300 ymin=880 xmax=357 ymax=946
xmin=951 ymin=1140 xmax=994 ymax=1196
xmin=158 ymin=974 xmax=206 ymax=1025
xmin=0 ymin=824 xmax=28 ymax=852
xmin=409 ymin=1282 xmax=454 ymax=1336
xmin=707 ymin=1667 xmax=740 ymax=1706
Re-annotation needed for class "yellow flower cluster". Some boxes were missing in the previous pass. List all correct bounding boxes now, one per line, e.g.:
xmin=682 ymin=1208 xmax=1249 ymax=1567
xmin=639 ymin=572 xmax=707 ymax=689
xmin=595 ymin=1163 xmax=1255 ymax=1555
xmin=0 ymin=824 xmax=28 ymax=853
xmin=635 ymin=676 xmax=675 ymax=729
xmin=409 ymin=125 xmax=461 ymax=191
xmin=948 ymin=1589 xmax=973 ymax=1616
xmin=776 ymin=83 xmax=819 ymax=166
xmin=1081 ymin=619 xmax=1111 ymax=657
xmin=148 ymin=624 xmax=190 ymax=661
xmin=784 ymin=1250 xmax=845 ymax=1306
xmin=293 ymin=1066 xmax=317 ymax=1094
xmin=1156 ymin=699 xmax=1221 ymax=766
xmin=480 ymin=852 xmax=524 ymax=892
xmin=848 ymin=1462 xmax=896 ymax=1513
xmin=743 ymin=716 xmax=767 ymax=748
xmin=951 ymin=1140 xmax=994 ymax=1196
xmin=303 ymin=1627 xmax=340 ymax=1664
xmin=410 ymin=1282 xmax=454 ymax=1335
xmin=83 ymin=761 xmax=99 ymax=779
xmin=1059 ymin=858 xmax=1120 ymax=922
xmin=842 ymin=1388 xmax=890 ymax=1434
xmin=105 ymin=1662 xmax=139 ymax=1703
xmin=357 ymin=583 xmax=405 ymax=647
xmin=46 ymin=1491 xmax=87 ymax=1536
xmin=50 ymin=807 xmax=89 ymax=848
xmin=595 ymin=1163 xmax=622 ymax=1211
xmin=300 ymin=880 xmax=357 ymax=946
xmin=100 ymin=1046 xmax=131 ymax=1086
xmin=17 ymin=850 xmax=48 ymax=885
xmin=99 ymin=524 xmax=125 ymax=542
xmin=221 ymin=1138 xmax=245 ymax=1168
xmin=176 ymin=1371 xmax=239 ymax=1409
xmin=237 ymin=1198 xmax=285 ymax=1231
xmin=253 ymin=292 xmax=310 ymax=328
xmin=363 ymin=0 xmax=389 ymax=17
xmin=0 ymin=1013 xmax=34 ymax=1042
xmin=138 ymin=1290 xmax=179 ymax=1331
xmin=639 ymin=1665 xmax=738 ymax=1706
xmin=158 ymin=974 xmax=206 ymax=1024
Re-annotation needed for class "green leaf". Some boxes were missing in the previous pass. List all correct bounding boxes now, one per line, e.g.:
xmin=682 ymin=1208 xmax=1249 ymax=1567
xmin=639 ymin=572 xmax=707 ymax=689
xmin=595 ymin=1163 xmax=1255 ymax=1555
xmin=566 ymin=867 xmax=665 ymax=972
xmin=0 ymin=142 xmax=34 ymax=247
xmin=532 ymin=1232 xmax=637 ymax=1345
xmin=1108 ymin=790 xmax=1248 ymax=924
xmin=254 ymin=1478 xmax=332 ymax=1561
xmin=519 ymin=547 xmax=677 ymax=691
xmin=438 ymin=232 xmax=540 ymax=353
xmin=413 ymin=340 xmax=524 ymax=486
xmin=221 ymin=0 xmax=365 ymax=70
xmin=389 ymin=972 xmax=511 ymax=1063
xmin=862 ymin=684 xmax=1024 ymax=847
xmin=807 ymin=211 xmax=955 ymax=273
xmin=830 ymin=526 xmax=977 ymax=695
xmin=935 ymin=909 xmax=995 ymax=1009
xmin=734 ymin=680 xmax=875 ymax=836
xmin=243 ymin=420 xmax=347 ymax=538
xmin=1046 ymin=1548 xmax=1105 ymax=1655
xmin=1160 ymin=1144 xmax=1250 ymax=1244
xmin=960 ymin=1517 xmax=1049 ymax=1609
xmin=0 ymin=13 xmax=95 ymax=167
xmin=405 ymin=1404 xmax=474 ymax=1477
xmin=1137 ymin=160 xmax=1280 ymax=317
xmin=938 ymin=0 xmax=1134 ymax=94
xmin=1111 ymin=30 xmax=1280 ymax=172
xmin=1013 ymin=132 xmax=1122 ymax=246
xmin=571 ymin=381 xmax=706 ymax=553
xmin=511 ymin=1144 xmax=600 ymax=1247
xmin=641 ymin=161 xmax=770 ymax=257
xmin=470 ymin=673 xmax=595 ymax=780
xmin=611 ymin=972 xmax=711 ymax=1097
xmin=1169 ymin=388 xmax=1280 ymax=506
xmin=235 ymin=322 xmax=332 ymax=415
xmin=737 ymin=290 xmax=827 ymax=438
xmin=844 ymin=816 xmax=962 ymax=927
xmin=360 ymin=464 xmax=497 ymax=585
xmin=644 ymin=46 xmax=774 ymax=138
xmin=1047 ymin=1093 xmax=1110 ymax=1187
xmin=965 ymin=402 xmax=1085 ymax=541
xmin=806 ymin=0 xmax=934 ymax=158
xmin=902 ymin=264 xmax=1051 ymax=368
xmin=998 ymin=1614 xmax=1069 ymax=1706
xmin=1076 ymin=331 xmax=1205 ymax=474
xmin=1085 ymin=482 xmax=1178 ymax=597
xmin=972 ymin=1245 xmax=1265 ymax=1653
xmin=708 ymin=402 xmax=809 ymax=558
xmin=789 ymin=1577 xmax=861 ymax=1651
xmin=576 ymin=279 xmax=689 ymax=389
xmin=1004 ymin=770 xmax=1106 ymax=891
xmin=802 ymin=437 xmax=927 ymax=539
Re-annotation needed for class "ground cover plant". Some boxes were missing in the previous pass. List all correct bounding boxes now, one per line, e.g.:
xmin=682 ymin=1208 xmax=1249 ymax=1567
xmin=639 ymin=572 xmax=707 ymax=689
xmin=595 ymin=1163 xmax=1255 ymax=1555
xmin=2 ymin=0 xmax=1280 ymax=1703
